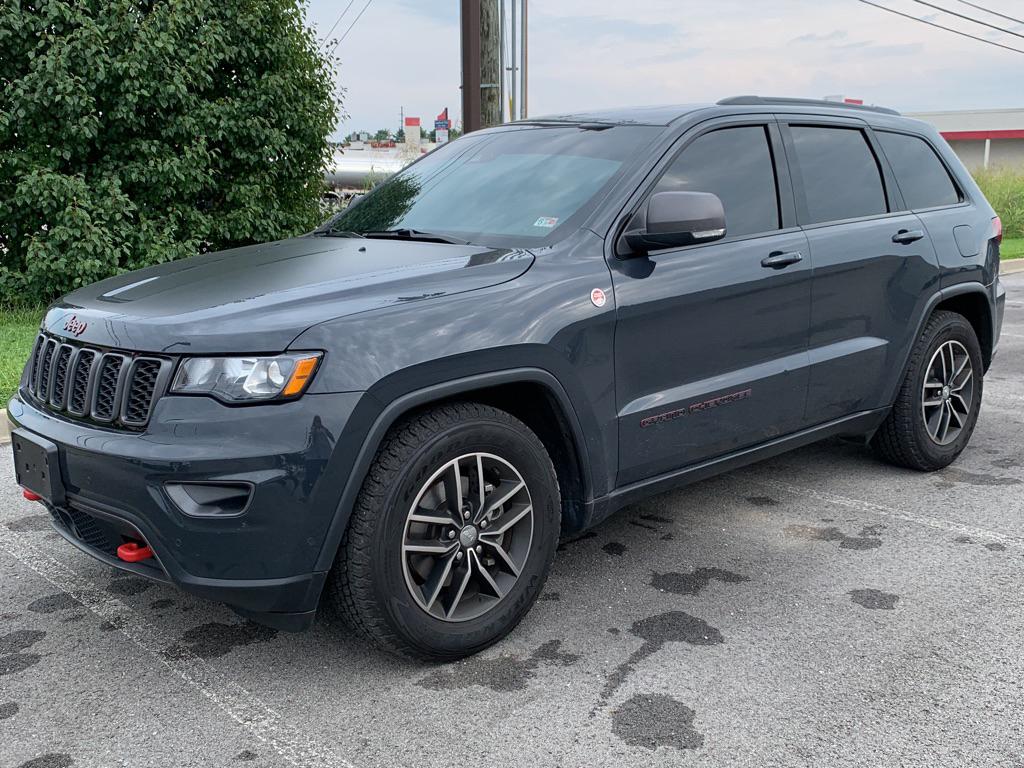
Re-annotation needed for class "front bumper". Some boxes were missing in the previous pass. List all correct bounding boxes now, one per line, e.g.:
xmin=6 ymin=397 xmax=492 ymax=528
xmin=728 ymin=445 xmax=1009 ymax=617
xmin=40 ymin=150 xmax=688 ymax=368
xmin=8 ymin=389 xmax=364 ymax=630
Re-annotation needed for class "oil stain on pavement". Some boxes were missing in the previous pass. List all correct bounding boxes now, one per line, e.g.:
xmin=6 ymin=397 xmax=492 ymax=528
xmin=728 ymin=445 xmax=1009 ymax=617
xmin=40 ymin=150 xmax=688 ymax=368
xmin=98 ymin=616 xmax=128 ymax=633
xmin=0 ymin=701 xmax=19 ymax=719
xmin=603 ymin=542 xmax=628 ymax=557
xmin=639 ymin=514 xmax=674 ymax=524
xmin=848 ymin=589 xmax=899 ymax=610
xmin=785 ymin=523 xmax=884 ymax=551
xmin=27 ymin=593 xmax=78 ymax=614
xmin=16 ymin=755 xmax=74 ymax=768
xmin=596 ymin=611 xmax=723 ymax=712
xmin=937 ymin=468 xmax=1021 ymax=487
xmin=612 ymin=693 xmax=704 ymax=750
xmin=0 ymin=629 xmax=46 ymax=676
xmin=416 ymin=639 xmax=579 ymax=693
xmin=651 ymin=567 xmax=749 ymax=597
xmin=163 ymin=621 xmax=278 ymax=661
xmin=953 ymin=535 xmax=1007 ymax=552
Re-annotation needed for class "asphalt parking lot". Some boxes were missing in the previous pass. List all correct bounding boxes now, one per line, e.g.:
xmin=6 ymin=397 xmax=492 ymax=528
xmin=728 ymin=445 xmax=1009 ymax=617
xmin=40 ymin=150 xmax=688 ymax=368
xmin=3 ymin=271 xmax=1024 ymax=768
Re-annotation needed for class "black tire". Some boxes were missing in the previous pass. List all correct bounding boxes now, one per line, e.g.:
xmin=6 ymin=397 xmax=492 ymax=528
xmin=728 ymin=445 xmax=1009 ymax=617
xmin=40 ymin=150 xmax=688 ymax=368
xmin=872 ymin=310 xmax=984 ymax=471
xmin=326 ymin=402 xmax=560 ymax=660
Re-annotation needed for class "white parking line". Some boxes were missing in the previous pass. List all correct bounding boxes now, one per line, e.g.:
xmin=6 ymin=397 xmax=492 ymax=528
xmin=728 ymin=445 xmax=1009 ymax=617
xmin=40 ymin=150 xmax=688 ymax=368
xmin=738 ymin=474 xmax=1024 ymax=549
xmin=0 ymin=523 xmax=355 ymax=768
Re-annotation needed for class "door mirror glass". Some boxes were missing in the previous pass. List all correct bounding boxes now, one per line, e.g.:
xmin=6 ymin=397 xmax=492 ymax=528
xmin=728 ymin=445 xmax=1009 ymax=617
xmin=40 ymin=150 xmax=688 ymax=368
xmin=623 ymin=191 xmax=726 ymax=255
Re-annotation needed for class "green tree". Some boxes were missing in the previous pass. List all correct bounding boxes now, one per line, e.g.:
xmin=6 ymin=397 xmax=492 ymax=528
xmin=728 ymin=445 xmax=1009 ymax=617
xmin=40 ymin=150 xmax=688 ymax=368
xmin=373 ymin=129 xmax=390 ymax=142
xmin=0 ymin=0 xmax=340 ymax=303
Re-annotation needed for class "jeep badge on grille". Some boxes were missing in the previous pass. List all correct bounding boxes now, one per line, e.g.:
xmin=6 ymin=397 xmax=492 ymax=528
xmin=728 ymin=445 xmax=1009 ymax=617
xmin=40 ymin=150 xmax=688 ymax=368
xmin=63 ymin=315 xmax=87 ymax=337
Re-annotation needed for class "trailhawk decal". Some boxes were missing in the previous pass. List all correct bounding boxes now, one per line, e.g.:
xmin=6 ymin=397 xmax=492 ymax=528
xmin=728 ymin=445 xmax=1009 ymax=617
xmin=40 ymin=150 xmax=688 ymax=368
xmin=640 ymin=388 xmax=753 ymax=428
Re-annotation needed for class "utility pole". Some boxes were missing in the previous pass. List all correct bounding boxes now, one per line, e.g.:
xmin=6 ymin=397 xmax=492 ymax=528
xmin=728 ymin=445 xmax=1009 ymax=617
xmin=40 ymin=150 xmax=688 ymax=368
xmin=460 ymin=0 xmax=502 ymax=133
xmin=520 ymin=0 xmax=528 ymax=120
xmin=510 ymin=0 xmax=516 ymax=122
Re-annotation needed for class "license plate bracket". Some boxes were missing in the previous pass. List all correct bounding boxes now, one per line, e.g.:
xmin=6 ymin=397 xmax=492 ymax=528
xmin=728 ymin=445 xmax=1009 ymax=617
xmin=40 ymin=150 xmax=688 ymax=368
xmin=11 ymin=429 xmax=65 ymax=506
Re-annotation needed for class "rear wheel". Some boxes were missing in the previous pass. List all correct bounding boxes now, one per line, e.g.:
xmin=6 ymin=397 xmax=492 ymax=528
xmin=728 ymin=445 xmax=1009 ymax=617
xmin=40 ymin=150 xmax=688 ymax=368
xmin=326 ymin=402 xmax=560 ymax=660
xmin=872 ymin=310 xmax=983 ymax=471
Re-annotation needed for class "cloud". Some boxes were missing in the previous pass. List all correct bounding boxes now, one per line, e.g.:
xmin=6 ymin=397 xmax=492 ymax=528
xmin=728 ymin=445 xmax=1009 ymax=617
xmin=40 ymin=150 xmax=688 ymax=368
xmin=791 ymin=30 xmax=848 ymax=43
xmin=307 ymin=0 xmax=1024 ymax=137
xmin=541 ymin=15 xmax=681 ymax=43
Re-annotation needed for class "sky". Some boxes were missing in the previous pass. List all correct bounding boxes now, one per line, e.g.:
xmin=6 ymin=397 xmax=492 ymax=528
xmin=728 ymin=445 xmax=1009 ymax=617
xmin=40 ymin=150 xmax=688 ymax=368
xmin=305 ymin=0 xmax=1024 ymax=138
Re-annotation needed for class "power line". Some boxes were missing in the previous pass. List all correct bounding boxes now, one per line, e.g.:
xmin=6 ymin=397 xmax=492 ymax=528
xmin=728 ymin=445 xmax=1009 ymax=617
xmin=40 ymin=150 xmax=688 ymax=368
xmin=909 ymin=0 xmax=1024 ymax=39
xmin=328 ymin=0 xmax=375 ymax=56
xmin=956 ymin=0 xmax=1024 ymax=27
xmin=857 ymin=0 xmax=1024 ymax=54
xmin=320 ymin=0 xmax=357 ymax=48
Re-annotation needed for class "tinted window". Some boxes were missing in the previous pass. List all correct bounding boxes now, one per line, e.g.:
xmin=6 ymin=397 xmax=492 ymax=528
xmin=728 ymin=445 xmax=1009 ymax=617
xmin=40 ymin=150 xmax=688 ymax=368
xmin=790 ymin=126 xmax=887 ymax=224
xmin=654 ymin=126 xmax=779 ymax=237
xmin=324 ymin=124 xmax=660 ymax=246
xmin=878 ymin=131 xmax=961 ymax=210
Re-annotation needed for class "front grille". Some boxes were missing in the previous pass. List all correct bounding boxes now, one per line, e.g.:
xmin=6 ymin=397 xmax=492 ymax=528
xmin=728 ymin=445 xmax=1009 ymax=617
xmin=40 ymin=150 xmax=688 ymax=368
xmin=68 ymin=350 xmax=96 ymax=415
xmin=24 ymin=333 xmax=171 ymax=430
xmin=123 ymin=359 xmax=162 ymax=426
xmin=49 ymin=345 xmax=73 ymax=408
xmin=93 ymin=355 xmax=125 ymax=421
xmin=37 ymin=338 xmax=57 ymax=399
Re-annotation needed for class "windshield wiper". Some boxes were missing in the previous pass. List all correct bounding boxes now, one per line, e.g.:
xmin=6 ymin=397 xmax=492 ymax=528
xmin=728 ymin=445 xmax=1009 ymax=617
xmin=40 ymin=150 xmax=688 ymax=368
xmin=363 ymin=229 xmax=470 ymax=245
xmin=314 ymin=228 xmax=365 ymax=238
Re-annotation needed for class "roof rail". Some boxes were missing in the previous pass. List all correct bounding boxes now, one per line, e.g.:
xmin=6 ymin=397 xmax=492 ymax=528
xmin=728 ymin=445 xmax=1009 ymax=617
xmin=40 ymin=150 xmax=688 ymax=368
xmin=717 ymin=95 xmax=901 ymax=117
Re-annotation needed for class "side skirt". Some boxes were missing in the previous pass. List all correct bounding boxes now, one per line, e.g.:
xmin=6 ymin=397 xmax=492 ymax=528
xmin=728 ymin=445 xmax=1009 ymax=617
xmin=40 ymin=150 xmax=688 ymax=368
xmin=582 ymin=407 xmax=889 ymax=529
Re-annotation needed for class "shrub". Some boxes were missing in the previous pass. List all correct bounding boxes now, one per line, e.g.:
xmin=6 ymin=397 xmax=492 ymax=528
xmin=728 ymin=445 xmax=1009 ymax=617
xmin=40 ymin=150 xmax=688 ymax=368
xmin=973 ymin=167 xmax=1024 ymax=239
xmin=0 ymin=0 xmax=339 ymax=303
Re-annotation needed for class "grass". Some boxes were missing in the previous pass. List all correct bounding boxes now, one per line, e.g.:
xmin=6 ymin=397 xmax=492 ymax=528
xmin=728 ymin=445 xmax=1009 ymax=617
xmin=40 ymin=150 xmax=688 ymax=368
xmin=974 ymin=168 xmax=1024 ymax=240
xmin=1001 ymin=238 xmax=1024 ymax=260
xmin=1 ymin=306 xmax=44 ymax=407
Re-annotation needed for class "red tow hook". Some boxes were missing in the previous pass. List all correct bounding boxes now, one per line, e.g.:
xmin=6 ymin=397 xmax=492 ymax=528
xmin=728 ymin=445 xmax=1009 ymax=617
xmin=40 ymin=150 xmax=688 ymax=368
xmin=22 ymin=489 xmax=43 ymax=502
xmin=117 ymin=541 xmax=154 ymax=563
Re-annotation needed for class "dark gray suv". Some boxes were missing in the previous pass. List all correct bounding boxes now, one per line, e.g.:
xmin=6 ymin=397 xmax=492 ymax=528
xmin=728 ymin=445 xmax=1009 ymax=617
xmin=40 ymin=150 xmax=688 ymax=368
xmin=8 ymin=96 xmax=1006 ymax=659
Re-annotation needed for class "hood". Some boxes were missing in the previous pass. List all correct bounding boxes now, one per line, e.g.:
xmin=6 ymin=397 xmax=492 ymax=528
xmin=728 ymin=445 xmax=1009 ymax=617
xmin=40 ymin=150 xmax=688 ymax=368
xmin=46 ymin=236 xmax=534 ymax=354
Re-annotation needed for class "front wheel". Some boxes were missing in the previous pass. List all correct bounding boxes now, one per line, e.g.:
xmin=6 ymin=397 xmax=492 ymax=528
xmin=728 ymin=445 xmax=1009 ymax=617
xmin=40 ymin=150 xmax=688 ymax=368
xmin=872 ymin=310 xmax=983 ymax=471
xmin=326 ymin=402 xmax=560 ymax=660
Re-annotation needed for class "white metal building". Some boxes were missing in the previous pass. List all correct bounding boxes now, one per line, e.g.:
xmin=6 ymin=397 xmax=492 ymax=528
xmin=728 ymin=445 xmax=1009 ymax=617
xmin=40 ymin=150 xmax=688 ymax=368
xmin=908 ymin=108 xmax=1024 ymax=171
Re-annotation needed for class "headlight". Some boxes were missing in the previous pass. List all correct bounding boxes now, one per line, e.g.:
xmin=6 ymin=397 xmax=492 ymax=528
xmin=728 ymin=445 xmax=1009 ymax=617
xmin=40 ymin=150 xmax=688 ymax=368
xmin=170 ymin=353 xmax=322 ymax=403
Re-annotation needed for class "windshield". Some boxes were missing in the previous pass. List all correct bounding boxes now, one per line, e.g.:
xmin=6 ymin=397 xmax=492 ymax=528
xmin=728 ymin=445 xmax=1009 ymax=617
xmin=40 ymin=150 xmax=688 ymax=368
xmin=322 ymin=124 xmax=661 ymax=247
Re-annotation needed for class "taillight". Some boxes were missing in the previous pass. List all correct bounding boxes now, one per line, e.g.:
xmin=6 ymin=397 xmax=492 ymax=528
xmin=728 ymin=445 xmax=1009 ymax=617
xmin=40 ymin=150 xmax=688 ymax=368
xmin=992 ymin=216 xmax=1003 ymax=244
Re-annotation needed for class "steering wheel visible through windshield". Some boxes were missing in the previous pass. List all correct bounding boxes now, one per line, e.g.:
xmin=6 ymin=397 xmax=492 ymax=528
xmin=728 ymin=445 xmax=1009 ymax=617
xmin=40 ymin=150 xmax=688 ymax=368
xmin=321 ymin=123 xmax=661 ymax=248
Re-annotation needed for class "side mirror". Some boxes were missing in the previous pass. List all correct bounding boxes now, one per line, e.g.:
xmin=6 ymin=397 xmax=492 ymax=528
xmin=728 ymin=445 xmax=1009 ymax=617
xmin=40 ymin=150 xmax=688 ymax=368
xmin=621 ymin=191 xmax=727 ymax=256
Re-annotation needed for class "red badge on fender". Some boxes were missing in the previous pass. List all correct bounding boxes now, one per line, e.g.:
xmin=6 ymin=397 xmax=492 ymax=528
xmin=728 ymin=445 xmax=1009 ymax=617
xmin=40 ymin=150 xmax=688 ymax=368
xmin=590 ymin=288 xmax=607 ymax=308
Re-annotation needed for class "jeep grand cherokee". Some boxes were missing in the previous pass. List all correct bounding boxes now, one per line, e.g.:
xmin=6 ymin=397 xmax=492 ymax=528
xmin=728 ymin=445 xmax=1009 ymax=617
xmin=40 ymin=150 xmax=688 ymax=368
xmin=9 ymin=96 xmax=1005 ymax=660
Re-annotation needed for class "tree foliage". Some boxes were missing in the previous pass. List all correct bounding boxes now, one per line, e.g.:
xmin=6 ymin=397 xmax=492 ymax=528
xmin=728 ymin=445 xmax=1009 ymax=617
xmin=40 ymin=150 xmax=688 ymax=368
xmin=0 ymin=0 xmax=339 ymax=303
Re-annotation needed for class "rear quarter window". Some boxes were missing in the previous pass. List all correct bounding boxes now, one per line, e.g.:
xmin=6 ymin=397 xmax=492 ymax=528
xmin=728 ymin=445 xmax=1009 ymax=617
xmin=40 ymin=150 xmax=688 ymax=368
xmin=877 ymin=131 xmax=962 ymax=210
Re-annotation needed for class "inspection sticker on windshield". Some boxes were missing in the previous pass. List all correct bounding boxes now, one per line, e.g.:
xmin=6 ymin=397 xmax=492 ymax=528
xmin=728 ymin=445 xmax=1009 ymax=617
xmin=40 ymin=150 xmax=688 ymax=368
xmin=533 ymin=216 xmax=559 ymax=228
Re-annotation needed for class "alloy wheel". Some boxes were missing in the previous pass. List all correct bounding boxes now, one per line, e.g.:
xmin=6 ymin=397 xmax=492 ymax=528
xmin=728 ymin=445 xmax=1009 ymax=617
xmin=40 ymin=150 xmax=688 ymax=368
xmin=401 ymin=452 xmax=534 ymax=622
xmin=921 ymin=339 xmax=974 ymax=446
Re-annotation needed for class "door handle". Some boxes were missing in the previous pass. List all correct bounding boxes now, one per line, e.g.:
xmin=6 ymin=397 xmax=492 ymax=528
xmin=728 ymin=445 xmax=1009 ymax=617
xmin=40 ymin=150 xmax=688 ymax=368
xmin=761 ymin=251 xmax=803 ymax=269
xmin=892 ymin=229 xmax=925 ymax=245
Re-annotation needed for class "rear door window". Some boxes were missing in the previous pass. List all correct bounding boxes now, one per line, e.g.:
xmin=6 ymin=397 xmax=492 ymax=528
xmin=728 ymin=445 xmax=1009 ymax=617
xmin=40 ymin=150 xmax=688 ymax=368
xmin=654 ymin=125 xmax=780 ymax=238
xmin=789 ymin=126 xmax=888 ymax=225
xmin=877 ymin=131 xmax=962 ymax=210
